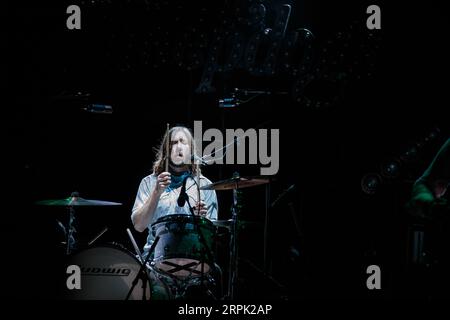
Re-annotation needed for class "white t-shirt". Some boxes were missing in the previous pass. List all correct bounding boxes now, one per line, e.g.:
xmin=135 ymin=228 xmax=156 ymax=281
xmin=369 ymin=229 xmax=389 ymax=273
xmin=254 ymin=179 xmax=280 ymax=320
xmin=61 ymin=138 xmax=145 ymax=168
xmin=132 ymin=173 xmax=218 ymax=253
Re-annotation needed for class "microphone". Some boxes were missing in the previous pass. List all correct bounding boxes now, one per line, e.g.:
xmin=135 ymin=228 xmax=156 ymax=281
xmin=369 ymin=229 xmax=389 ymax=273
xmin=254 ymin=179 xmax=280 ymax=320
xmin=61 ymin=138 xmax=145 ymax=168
xmin=234 ymin=88 xmax=270 ymax=95
xmin=219 ymin=88 xmax=288 ymax=108
xmin=233 ymin=88 xmax=288 ymax=96
xmin=83 ymin=104 xmax=113 ymax=114
xmin=177 ymin=175 xmax=190 ymax=207
xmin=218 ymin=97 xmax=237 ymax=108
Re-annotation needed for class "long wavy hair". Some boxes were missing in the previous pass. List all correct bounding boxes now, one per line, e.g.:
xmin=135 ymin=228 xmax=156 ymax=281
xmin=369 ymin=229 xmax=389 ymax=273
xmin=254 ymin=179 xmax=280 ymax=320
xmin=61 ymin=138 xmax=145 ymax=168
xmin=153 ymin=126 xmax=201 ymax=175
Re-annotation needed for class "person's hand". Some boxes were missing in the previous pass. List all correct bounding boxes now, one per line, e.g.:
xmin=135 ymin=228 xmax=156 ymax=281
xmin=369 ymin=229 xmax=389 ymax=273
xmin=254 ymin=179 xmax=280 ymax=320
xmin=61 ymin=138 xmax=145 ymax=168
xmin=194 ymin=201 xmax=208 ymax=216
xmin=155 ymin=172 xmax=171 ymax=195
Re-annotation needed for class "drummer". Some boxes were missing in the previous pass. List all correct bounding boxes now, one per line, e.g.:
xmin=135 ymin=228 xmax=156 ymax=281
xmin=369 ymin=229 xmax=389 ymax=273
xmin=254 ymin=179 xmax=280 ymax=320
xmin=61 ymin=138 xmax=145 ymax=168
xmin=131 ymin=126 xmax=218 ymax=256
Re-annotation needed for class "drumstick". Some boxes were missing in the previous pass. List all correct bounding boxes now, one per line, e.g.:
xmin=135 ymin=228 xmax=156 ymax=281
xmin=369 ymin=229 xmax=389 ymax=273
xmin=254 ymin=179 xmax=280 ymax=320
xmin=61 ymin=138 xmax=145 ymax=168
xmin=165 ymin=123 xmax=169 ymax=172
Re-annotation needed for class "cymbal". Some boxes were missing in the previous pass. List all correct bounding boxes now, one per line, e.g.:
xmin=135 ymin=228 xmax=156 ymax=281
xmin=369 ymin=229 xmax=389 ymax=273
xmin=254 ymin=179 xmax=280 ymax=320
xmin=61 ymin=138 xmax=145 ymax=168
xmin=35 ymin=196 xmax=122 ymax=207
xmin=200 ymin=176 xmax=270 ymax=191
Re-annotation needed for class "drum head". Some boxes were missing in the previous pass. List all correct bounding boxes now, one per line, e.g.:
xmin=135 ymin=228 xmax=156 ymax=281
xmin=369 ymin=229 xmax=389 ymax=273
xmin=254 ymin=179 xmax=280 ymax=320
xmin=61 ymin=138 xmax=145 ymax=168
xmin=64 ymin=244 xmax=170 ymax=300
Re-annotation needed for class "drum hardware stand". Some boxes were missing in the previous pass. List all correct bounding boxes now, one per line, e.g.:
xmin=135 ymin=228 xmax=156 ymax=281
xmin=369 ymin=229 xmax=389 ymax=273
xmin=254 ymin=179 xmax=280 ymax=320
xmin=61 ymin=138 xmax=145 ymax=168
xmin=88 ymin=227 xmax=108 ymax=246
xmin=195 ymin=168 xmax=206 ymax=288
xmin=125 ymin=236 xmax=160 ymax=300
xmin=65 ymin=206 xmax=76 ymax=255
xmin=127 ymin=228 xmax=146 ymax=264
xmin=214 ymin=262 xmax=224 ymax=299
xmin=227 ymin=172 xmax=241 ymax=300
xmin=65 ymin=192 xmax=82 ymax=255
xmin=88 ymin=227 xmax=109 ymax=246
xmin=263 ymin=182 xmax=270 ymax=273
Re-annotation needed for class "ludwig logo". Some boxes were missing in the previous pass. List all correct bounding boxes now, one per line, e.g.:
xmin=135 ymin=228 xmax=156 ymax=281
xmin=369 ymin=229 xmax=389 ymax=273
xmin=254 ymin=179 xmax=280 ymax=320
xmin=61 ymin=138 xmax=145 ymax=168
xmin=81 ymin=266 xmax=132 ymax=276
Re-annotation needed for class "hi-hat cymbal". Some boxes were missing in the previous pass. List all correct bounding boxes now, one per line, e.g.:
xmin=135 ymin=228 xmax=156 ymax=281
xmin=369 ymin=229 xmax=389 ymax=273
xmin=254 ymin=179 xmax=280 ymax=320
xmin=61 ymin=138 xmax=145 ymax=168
xmin=35 ymin=196 xmax=122 ymax=207
xmin=200 ymin=176 xmax=270 ymax=191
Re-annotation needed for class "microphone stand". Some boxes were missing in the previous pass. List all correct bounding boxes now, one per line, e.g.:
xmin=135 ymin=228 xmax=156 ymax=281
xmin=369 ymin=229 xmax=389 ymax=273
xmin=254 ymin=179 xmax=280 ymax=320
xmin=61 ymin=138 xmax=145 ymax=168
xmin=180 ymin=175 xmax=216 ymax=299
xmin=125 ymin=236 xmax=160 ymax=300
xmin=195 ymin=166 xmax=206 ymax=290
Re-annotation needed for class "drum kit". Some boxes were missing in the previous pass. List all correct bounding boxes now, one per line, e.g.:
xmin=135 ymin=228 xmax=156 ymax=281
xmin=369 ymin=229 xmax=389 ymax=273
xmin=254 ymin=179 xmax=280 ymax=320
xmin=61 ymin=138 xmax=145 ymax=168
xmin=36 ymin=173 xmax=270 ymax=300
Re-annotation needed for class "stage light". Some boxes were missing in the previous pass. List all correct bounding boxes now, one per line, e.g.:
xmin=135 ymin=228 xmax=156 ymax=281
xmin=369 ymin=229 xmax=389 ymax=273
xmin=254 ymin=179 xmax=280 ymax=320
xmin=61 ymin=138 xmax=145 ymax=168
xmin=428 ymin=127 xmax=440 ymax=140
xmin=380 ymin=159 xmax=401 ymax=179
xmin=361 ymin=173 xmax=382 ymax=195
xmin=415 ymin=138 xmax=426 ymax=149
xmin=399 ymin=146 xmax=418 ymax=163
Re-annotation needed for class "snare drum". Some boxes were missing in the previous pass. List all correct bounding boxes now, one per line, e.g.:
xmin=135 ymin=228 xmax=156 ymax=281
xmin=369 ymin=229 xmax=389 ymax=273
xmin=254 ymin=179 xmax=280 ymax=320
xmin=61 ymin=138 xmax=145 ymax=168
xmin=65 ymin=244 xmax=171 ymax=300
xmin=151 ymin=214 xmax=216 ymax=279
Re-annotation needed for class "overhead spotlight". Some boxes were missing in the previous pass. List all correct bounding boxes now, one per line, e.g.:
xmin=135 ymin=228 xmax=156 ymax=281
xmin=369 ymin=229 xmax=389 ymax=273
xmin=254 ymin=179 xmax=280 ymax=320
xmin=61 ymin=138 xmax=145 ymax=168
xmin=380 ymin=159 xmax=401 ymax=179
xmin=415 ymin=138 xmax=426 ymax=149
xmin=428 ymin=127 xmax=440 ymax=140
xmin=399 ymin=146 xmax=418 ymax=163
xmin=361 ymin=173 xmax=382 ymax=195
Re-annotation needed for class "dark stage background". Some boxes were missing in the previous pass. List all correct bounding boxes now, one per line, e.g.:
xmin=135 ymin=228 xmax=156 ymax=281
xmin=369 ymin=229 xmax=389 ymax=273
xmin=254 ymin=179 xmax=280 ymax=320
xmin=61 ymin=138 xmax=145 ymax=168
xmin=5 ymin=0 xmax=449 ymax=300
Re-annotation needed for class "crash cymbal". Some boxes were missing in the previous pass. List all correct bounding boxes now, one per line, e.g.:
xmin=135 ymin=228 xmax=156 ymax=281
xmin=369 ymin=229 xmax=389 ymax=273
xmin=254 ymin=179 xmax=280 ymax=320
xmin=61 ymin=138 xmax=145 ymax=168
xmin=35 ymin=196 xmax=122 ymax=207
xmin=200 ymin=176 xmax=270 ymax=191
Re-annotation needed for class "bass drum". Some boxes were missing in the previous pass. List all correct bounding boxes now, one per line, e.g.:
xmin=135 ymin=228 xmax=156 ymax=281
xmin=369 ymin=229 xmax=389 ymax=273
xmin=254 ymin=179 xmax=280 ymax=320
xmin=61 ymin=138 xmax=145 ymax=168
xmin=65 ymin=244 xmax=171 ymax=300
